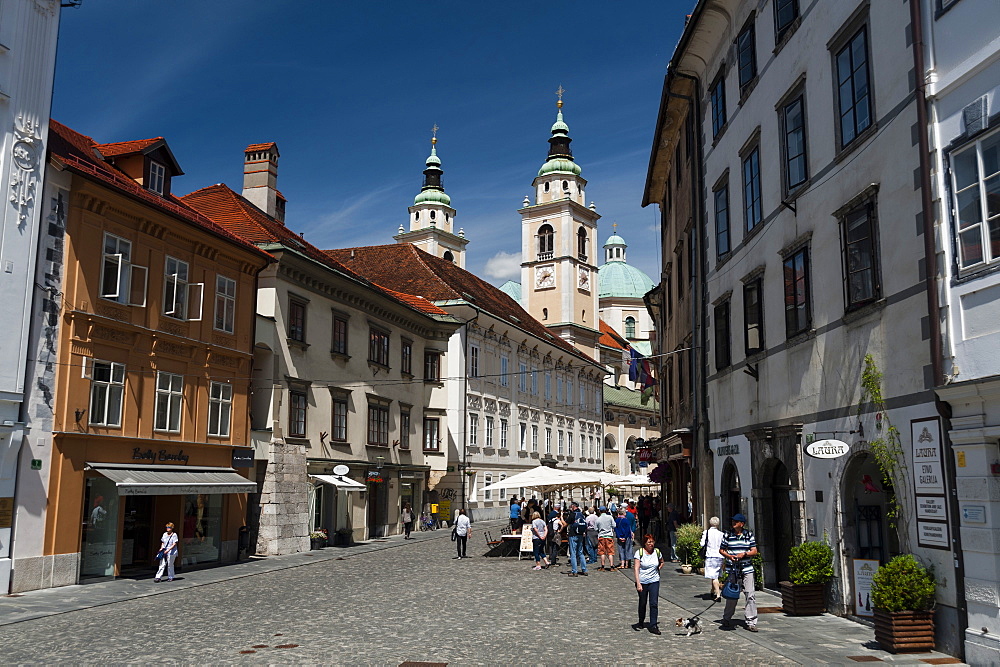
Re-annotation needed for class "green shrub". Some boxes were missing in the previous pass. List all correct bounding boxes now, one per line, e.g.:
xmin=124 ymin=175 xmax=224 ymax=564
xmin=753 ymin=554 xmax=763 ymax=589
xmin=675 ymin=523 xmax=704 ymax=566
xmin=788 ymin=541 xmax=834 ymax=585
xmin=870 ymin=554 xmax=936 ymax=612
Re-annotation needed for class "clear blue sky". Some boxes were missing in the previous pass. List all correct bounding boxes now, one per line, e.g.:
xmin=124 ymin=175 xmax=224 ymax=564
xmin=52 ymin=1 xmax=691 ymax=285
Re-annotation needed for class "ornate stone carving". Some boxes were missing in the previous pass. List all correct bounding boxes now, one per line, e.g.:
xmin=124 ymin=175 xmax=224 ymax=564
xmin=467 ymin=395 xmax=481 ymax=410
xmin=544 ymin=413 xmax=553 ymax=425
xmin=212 ymin=354 xmax=239 ymax=368
xmin=518 ymin=407 xmax=528 ymax=420
xmin=484 ymin=399 xmax=497 ymax=414
xmin=530 ymin=410 xmax=540 ymax=423
xmin=10 ymin=116 xmax=41 ymax=225
xmin=90 ymin=326 xmax=134 ymax=345
xmin=95 ymin=302 xmax=130 ymax=322
xmin=499 ymin=402 xmax=511 ymax=418
xmin=158 ymin=321 xmax=187 ymax=337
xmin=213 ymin=333 xmax=236 ymax=347
xmin=155 ymin=341 xmax=192 ymax=358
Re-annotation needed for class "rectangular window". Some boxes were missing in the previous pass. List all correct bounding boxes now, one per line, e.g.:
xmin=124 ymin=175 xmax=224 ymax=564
xmin=580 ymin=383 xmax=586 ymax=409
xmin=469 ymin=413 xmax=479 ymax=446
xmin=288 ymin=389 xmax=307 ymax=438
xmin=775 ymin=0 xmax=799 ymax=41
xmin=714 ymin=301 xmax=731 ymax=370
xmin=737 ymin=22 xmax=757 ymax=90
xmin=367 ymin=402 xmax=389 ymax=446
xmin=469 ymin=345 xmax=479 ymax=377
xmin=545 ymin=428 xmax=552 ymax=454
xmin=557 ymin=430 xmax=564 ymax=455
xmin=951 ymin=130 xmax=1000 ymax=268
xmin=519 ymin=423 xmax=527 ymax=451
xmin=423 ymin=417 xmax=439 ymax=451
xmin=288 ymin=297 xmax=307 ymax=342
xmin=742 ymin=146 xmax=762 ymax=232
xmin=89 ymin=360 xmax=125 ymax=427
xmin=399 ymin=409 xmax=410 ymax=449
xmin=500 ymin=418 xmax=508 ymax=448
xmin=842 ymin=203 xmax=881 ymax=309
xmin=332 ymin=315 xmax=348 ymax=355
xmin=566 ymin=379 xmax=573 ymax=405
xmin=164 ymin=257 xmax=202 ymax=321
xmin=519 ymin=363 xmax=527 ymax=392
xmin=154 ymin=371 xmax=183 ymax=432
xmin=567 ymin=432 xmax=573 ymax=456
xmin=531 ymin=369 xmax=538 ymax=395
xmin=714 ymin=183 xmax=730 ymax=256
xmin=783 ymin=247 xmax=812 ymax=337
xmin=711 ymin=74 xmax=727 ymax=138
xmin=835 ymin=27 xmax=872 ymax=148
xmin=595 ymin=387 xmax=601 ymax=415
xmin=369 ymin=328 xmax=389 ymax=366
xmin=532 ymin=425 xmax=539 ymax=452
xmin=782 ymin=96 xmax=808 ymax=192
xmin=207 ymin=381 xmax=233 ymax=437
xmin=100 ymin=234 xmax=147 ymax=306
xmin=743 ymin=279 xmax=764 ymax=355
xmin=148 ymin=161 xmax=166 ymax=195
xmin=485 ymin=416 xmax=494 ymax=447
xmin=556 ymin=377 xmax=562 ymax=403
xmin=500 ymin=356 xmax=509 ymax=387
xmin=666 ymin=273 xmax=673 ymax=319
xmin=499 ymin=474 xmax=507 ymax=500
xmin=332 ymin=397 xmax=348 ymax=442
xmin=424 ymin=352 xmax=440 ymax=381
xmin=483 ymin=472 xmax=493 ymax=501
xmin=401 ymin=339 xmax=413 ymax=375
xmin=214 ymin=275 xmax=236 ymax=333
xmin=544 ymin=373 xmax=551 ymax=399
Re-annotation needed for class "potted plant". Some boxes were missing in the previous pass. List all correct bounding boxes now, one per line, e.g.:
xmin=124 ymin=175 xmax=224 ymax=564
xmin=871 ymin=554 xmax=936 ymax=653
xmin=780 ymin=540 xmax=834 ymax=615
xmin=675 ymin=523 xmax=703 ymax=574
xmin=309 ymin=530 xmax=328 ymax=550
xmin=333 ymin=527 xmax=353 ymax=547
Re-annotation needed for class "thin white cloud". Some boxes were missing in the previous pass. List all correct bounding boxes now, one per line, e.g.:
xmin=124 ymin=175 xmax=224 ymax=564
xmin=483 ymin=251 xmax=521 ymax=282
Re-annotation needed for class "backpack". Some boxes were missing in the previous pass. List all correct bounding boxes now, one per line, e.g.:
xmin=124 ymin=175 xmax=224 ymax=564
xmin=549 ymin=517 xmax=563 ymax=542
xmin=569 ymin=510 xmax=588 ymax=536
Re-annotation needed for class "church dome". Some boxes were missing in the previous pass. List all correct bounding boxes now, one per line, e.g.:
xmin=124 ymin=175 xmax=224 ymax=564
xmin=414 ymin=189 xmax=451 ymax=206
xmin=538 ymin=157 xmax=582 ymax=177
xmin=599 ymin=261 xmax=654 ymax=299
xmin=604 ymin=233 xmax=626 ymax=247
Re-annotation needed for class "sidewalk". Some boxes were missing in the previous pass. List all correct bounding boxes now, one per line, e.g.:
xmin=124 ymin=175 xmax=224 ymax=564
xmin=0 ymin=519 xmax=508 ymax=628
xmin=655 ymin=560 xmax=964 ymax=665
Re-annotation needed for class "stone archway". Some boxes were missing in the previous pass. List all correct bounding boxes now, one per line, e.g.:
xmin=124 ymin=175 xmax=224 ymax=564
xmin=839 ymin=451 xmax=898 ymax=565
xmin=749 ymin=426 xmax=806 ymax=587
xmin=720 ymin=457 xmax=742 ymax=523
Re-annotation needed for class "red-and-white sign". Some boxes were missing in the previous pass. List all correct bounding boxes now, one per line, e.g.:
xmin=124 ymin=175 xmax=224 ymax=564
xmin=637 ymin=449 xmax=655 ymax=462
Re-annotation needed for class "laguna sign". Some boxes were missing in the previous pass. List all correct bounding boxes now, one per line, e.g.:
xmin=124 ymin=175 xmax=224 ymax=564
xmin=804 ymin=439 xmax=849 ymax=459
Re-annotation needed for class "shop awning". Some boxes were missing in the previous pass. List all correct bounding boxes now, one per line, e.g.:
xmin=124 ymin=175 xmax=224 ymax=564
xmin=309 ymin=474 xmax=366 ymax=490
xmin=87 ymin=463 xmax=257 ymax=496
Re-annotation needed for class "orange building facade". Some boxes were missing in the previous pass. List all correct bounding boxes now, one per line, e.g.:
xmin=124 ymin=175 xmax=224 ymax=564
xmin=12 ymin=122 xmax=271 ymax=589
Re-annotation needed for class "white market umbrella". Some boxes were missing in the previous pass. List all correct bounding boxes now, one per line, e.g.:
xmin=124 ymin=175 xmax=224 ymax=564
xmin=613 ymin=474 xmax=653 ymax=488
xmin=479 ymin=466 xmax=601 ymax=494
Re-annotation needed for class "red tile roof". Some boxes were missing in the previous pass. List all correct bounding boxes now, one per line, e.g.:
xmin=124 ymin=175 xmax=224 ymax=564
xmin=180 ymin=185 xmax=448 ymax=321
xmin=599 ymin=319 xmax=628 ymax=350
xmin=48 ymin=120 xmax=270 ymax=263
xmin=95 ymin=137 xmax=163 ymax=157
xmin=325 ymin=244 xmax=601 ymax=367
xmin=245 ymin=142 xmax=277 ymax=153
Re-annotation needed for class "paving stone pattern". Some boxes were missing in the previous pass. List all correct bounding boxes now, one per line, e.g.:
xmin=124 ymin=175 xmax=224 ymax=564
xmin=0 ymin=521 xmax=963 ymax=665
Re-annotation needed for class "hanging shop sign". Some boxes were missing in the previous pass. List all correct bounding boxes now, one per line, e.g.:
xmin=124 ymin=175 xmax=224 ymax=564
xmin=366 ymin=471 xmax=384 ymax=483
xmin=911 ymin=419 xmax=945 ymax=494
xmin=637 ymin=448 xmax=655 ymax=462
xmin=231 ymin=448 xmax=254 ymax=469
xmin=804 ymin=439 xmax=849 ymax=459
xmin=333 ymin=465 xmax=350 ymax=476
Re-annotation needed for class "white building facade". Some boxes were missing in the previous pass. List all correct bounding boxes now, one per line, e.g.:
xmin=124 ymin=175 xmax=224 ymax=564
xmin=923 ymin=0 xmax=1000 ymax=662
xmin=0 ymin=0 xmax=60 ymax=594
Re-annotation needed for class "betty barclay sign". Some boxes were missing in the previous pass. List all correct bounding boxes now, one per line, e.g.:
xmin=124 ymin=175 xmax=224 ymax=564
xmin=804 ymin=439 xmax=849 ymax=459
xmin=132 ymin=447 xmax=189 ymax=464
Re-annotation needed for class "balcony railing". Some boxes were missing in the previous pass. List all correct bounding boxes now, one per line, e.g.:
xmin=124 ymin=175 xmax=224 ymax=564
xmin=537 ymin=251 xmax=553 ymax=261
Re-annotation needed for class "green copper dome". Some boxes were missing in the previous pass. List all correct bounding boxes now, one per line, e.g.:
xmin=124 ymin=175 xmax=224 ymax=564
xmin=413 ymin=138 xmax=450 ymax=206
xmin=604 ymin=233 xmax=626 ymax=247
xmin=414 ymin=189 xmax=451 ymax=206
xmin=538 ymin=157 xmax=582 ymax=177
xmin=598 ymin=261 xmax=655 ymax=299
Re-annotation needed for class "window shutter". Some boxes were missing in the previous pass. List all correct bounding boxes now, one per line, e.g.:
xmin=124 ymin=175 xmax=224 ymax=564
xmin=101 ymin=254 xmax=122 ymax=298
xmin=187 ymin=283 xmax=204 ymax=321
xmin=128 ymin=264 xmax=148 ymax=307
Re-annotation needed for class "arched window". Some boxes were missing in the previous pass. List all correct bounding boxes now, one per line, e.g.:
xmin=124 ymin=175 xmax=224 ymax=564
xmin=562 ymin=180 xmax=569 ymax=192
xmin=538 ymin=224 xmax=554 ymax=256
xmin=430 ymin=210 xmax=436 ymax=220
xmin=604 ymin=434 xmax=617 ymax=450
xmin=443 ymin=250 xmax=454 ymax=262
xmin=542 ymin=308 xmax=548 ymax=321
xmin=414 ymin=212 xmax=419 ymax=221
xmin=544 ymin=182 xmax=550 ymax=193
xmin=577 ymin=227 xmax=587 ymax=259
xmin=625 ymin=316 xmax=636 ymax=338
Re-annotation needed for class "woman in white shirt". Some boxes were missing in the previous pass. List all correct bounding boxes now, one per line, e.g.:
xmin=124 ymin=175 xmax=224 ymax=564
xmin=155 ymin=522 xmax=179 ymax=583
xmin=701 ymin=516 xmax=725 ymax=601
xmin=632 ymin=534 xmax=665 ymax=634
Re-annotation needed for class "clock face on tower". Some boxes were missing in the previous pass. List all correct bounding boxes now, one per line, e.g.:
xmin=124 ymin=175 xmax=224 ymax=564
xmin=535 ymin=265 xmax=555 ymax=289
xmin=578 ymin=267 xmax=590 ymax=290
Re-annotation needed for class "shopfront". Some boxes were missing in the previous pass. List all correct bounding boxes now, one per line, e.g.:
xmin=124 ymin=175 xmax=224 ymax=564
xmin=51 ymin=435 xmax=254 ymax=583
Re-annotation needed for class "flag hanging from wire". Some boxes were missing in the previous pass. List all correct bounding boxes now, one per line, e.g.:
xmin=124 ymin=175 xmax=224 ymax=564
xmin=628 ymin=348 xmax=658 ymax=405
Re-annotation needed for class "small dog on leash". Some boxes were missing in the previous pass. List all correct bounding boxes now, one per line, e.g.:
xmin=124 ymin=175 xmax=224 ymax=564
xmin=675 ymin=616 xmax=704 ymax=636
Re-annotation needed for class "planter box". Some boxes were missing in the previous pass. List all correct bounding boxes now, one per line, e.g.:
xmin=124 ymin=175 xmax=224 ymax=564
xmin=779 ymin=581 xmax=826 ymax=615
xmin=873 ymin=609 xmax=935 ymax=653
xmin=310 ymin=537 xmax=327 ymax=550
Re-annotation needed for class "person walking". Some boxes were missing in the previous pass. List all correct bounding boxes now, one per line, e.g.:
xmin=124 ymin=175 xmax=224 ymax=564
xmin=154 ymin=522 xmax=179 ymax=582
xmin=566 ymin=502 xmax=589 ymax=577
xmin=529 ymin=510 xmax=550 ymax=570
xmin=615 ymin=509 xmax=634 ymax=570
xmin=632 ymin=534 xmax=665 ymax=634
xmin=595 ymin=506 xmax=617 ymax=571
xmin=638 ymin=495 xmax=651 ymax=538
xmin=547 ymin=506 xmax=565 ymax=566
xmin=401 ymin=503 xmax=415 ymax=539
xmin=719 ymin=513 xmax=759 ymax=631
xmin=509 ymin=497 xmax=522 ymax=532
xmin=665 ymin=503 xmax=681 ymax=561
xmin=584 ymin=507 xmax=599 ymax=564
xmin=701 ymin=516 xmax=725 ymax=601
xmin=453 ymin=508 xmax=472 ymax=559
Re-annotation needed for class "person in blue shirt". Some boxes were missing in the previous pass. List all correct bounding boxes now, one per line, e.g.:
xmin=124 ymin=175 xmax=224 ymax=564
xmin=625 ymin=505 xmax=638 ymax=543
xmin=615 ymin=510 xmax=634 ymax=569
xmin=509 ymin=497 xmax=522 ymax=532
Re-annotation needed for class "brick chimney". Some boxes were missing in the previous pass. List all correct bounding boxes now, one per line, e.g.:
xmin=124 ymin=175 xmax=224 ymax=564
xmin=242 ymin=142 xmax=283 ymax=223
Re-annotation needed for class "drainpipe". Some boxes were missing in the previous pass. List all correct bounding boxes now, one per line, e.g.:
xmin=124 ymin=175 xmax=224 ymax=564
xmin=910 ymin=0 xmax=967 ymax=652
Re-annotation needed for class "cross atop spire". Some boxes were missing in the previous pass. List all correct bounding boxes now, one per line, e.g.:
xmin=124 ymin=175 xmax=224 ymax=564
xmin=431 ymin=123 xmax=439 ymax=145
xmin=613 ymin=222 xmax=618 ymax=233
xmin=555 ymin=85 xmax=565 ymax=109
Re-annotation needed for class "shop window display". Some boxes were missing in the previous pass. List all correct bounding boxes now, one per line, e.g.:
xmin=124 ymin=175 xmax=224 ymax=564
xmin=182 ymin=494 xmax=222 ymax=564
xmin=80 ymin=476 xmax=120 ymax=578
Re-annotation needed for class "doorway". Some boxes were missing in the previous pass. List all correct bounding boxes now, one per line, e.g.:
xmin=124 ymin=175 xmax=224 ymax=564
xmin=120 ymin=495 xmax=154 ymax=575
xmin=721 ymin=458 xmax=741 ymax=523
xmin=769 ymin=461 xmax=793 ymax=584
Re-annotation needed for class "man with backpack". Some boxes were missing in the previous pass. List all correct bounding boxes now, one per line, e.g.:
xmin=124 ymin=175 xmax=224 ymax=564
xmin=719 ymin=513 xmax=758 ymax=631
xmin=566 ymin=502 xmax=589 ymax=577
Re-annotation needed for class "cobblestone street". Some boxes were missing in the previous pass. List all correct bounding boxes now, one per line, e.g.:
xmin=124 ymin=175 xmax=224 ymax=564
xmin=0 ymin=523 xmax=963 ymax=665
